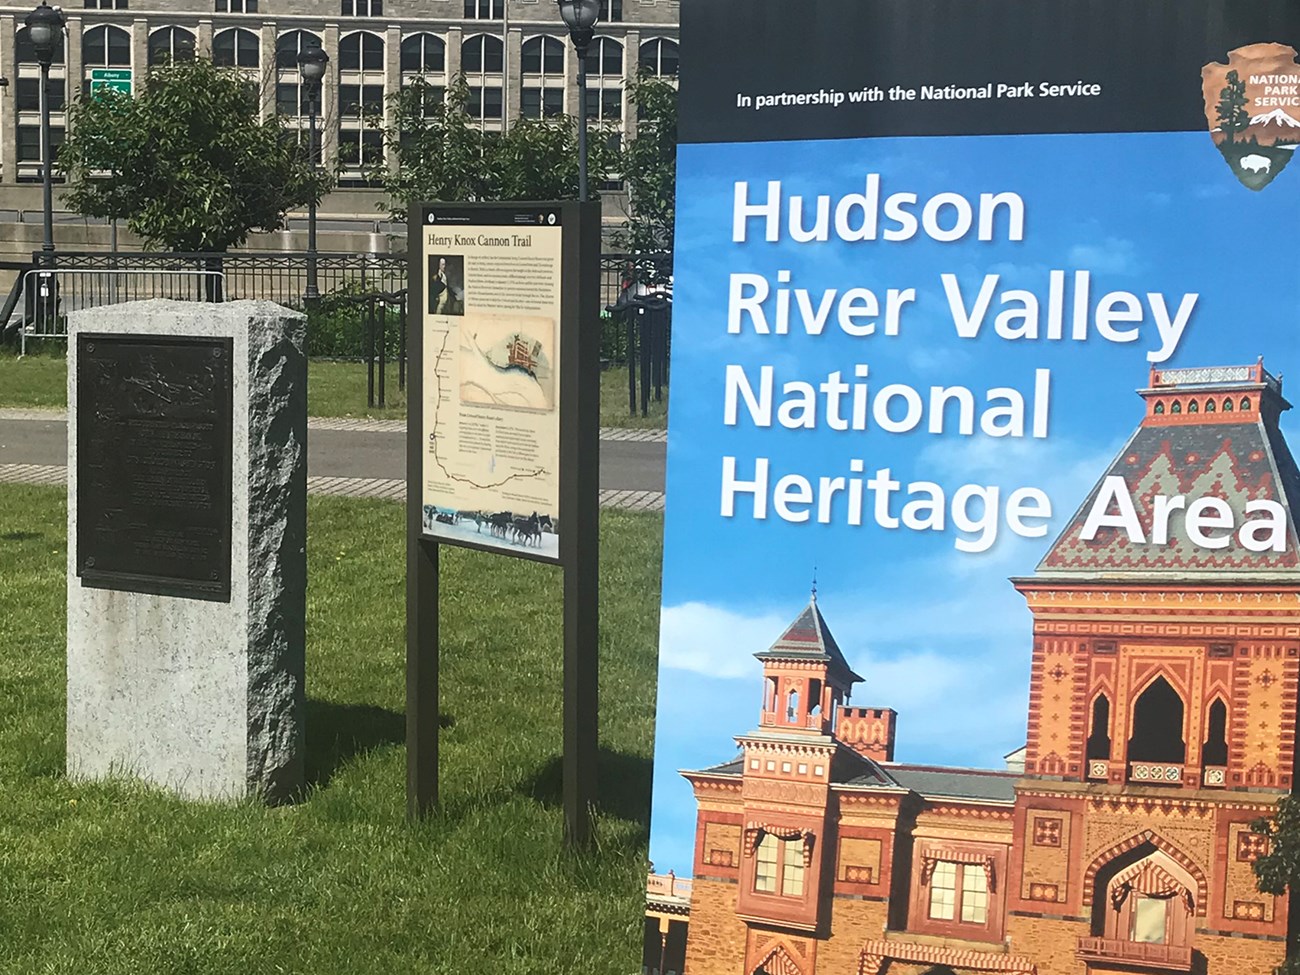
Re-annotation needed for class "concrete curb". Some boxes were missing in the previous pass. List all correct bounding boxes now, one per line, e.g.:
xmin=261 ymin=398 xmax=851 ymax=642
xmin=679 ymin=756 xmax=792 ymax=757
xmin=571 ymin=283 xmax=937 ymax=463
xmin=0 ymin=408 xmax=668 ymax=444
xmin=0 ymin=463 xmax=665 ymax=512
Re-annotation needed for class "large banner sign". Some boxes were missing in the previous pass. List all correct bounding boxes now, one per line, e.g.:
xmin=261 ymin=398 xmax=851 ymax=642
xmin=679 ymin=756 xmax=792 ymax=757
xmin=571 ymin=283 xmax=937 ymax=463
xmin=646 ymin=3 xmax=1300 ymax=974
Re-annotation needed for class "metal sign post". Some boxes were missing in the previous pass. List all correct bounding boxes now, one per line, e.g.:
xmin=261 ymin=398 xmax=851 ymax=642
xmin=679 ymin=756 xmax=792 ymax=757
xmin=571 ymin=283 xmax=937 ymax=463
xmin=405 ymin=200 xmax=601 ymax=847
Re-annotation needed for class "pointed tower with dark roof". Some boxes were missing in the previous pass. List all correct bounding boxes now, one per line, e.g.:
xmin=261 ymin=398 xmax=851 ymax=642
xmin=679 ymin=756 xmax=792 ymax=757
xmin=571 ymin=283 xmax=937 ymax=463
xmin=753 ymin=593 xmax=864 ymax=738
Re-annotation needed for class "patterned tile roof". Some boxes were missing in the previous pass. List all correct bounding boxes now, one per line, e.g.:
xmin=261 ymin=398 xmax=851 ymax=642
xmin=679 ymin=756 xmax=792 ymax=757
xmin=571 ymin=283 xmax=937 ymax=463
xmin=754 ymin=598 xmax=865 ymax=683
xmin=1038 ymin=370 xmax=1300 ymax=577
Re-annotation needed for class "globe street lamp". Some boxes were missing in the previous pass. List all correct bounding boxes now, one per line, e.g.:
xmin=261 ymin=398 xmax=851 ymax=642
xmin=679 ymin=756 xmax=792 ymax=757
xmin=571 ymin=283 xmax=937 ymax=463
xmin=298 ymin=44 xmax=329 ymax=306
xmin=556 ymin=0 xmax=600 ymax=202
xmin=25 ymin=1 xmax=65 ymax=262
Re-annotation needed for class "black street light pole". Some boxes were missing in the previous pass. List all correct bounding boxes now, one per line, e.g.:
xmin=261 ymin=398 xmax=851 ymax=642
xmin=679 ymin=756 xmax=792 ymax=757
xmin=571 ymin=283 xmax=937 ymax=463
xmin=26 ymin=1 xmax=65 ymax=327
xmin=26 ymin=1 xmax=64 ymax=262
xmin=298 ymin=44 xmax=329 ymax=307
xmin=557 ymin=0 xmax=600 ymax=202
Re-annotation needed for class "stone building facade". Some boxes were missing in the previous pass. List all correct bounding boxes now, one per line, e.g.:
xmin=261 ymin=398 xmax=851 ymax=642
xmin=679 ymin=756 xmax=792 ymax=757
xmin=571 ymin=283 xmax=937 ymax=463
xmin=0 ymin=0 xmax=678 ymax=197
xmin=665 ymin=362 xmax=1300 ymax=975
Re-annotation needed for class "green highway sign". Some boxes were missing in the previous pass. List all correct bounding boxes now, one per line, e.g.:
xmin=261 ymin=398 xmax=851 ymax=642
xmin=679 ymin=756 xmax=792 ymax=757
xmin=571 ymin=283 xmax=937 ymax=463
xmin=90 ymin=69 xmax=132 ymax=97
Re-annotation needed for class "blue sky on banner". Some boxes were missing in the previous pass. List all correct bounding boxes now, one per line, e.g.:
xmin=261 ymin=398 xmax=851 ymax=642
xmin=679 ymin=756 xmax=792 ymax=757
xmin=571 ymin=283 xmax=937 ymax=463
xmin=648 ymin=130 xmax=1300 ymax=876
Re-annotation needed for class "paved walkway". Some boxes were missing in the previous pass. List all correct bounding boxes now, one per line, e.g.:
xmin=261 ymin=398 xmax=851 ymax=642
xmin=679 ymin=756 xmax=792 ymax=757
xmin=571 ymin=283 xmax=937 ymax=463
xmin=0 ymin=408 xmax=667 ymax=512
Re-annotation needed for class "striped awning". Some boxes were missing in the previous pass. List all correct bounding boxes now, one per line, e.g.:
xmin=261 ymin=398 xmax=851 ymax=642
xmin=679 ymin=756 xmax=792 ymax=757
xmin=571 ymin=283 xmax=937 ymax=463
xmin=919 ymin=849 xmax=997 ymax=892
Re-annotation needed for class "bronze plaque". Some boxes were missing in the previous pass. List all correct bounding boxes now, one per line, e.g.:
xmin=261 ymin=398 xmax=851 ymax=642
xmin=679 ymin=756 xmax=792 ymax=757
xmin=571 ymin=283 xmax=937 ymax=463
xmin=76 ymin=334 xmax=234 ymax=601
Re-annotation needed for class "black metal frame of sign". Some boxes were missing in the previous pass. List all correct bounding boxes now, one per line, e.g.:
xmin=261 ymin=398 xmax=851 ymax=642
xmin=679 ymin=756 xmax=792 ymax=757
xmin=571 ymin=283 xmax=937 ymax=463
xmin=405 ymin=200 xmax=601 ymax=848
xmin=76 ymin=332 xmax=234 ymax=603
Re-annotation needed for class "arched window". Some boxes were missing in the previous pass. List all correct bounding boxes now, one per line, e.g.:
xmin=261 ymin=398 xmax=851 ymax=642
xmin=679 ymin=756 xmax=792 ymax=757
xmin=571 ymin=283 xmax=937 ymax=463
xmin=786 ymin=687 xmax=799 ymax=722
xmin=1087 ymin=694 xmax=1112 ymax=760
xmin=764 ymin=676 xmax=777 ymax=713
xmin=638 ymin=38 xmax=679 ymax=77
xmin=1091 ymin=845 xmax=1195 ymax=949
xmin=1127 ymin=676 xmax=1186 ymax=765
xmin=1205 ymin=398 xmax=1216 ymax=413
xmin=14 ymin=26 xmax=67 ymax=174
xmin=1241 ymin=397 xmax=1252 ymax=411
xmin=1223 ymin=398 xmax=1234 ymax=412
xmin=214 ymin=28 xmax=260 ymax=69
xmin=522 ymin=36 xmax=565 ymax=75
xmin=339 ymin=32 xmax=385 ymax=120
xmin=585 ymin=36 xmax=623 ymax=76
xmin=521 ymin=36 xmax=565 ymax=118
xmin=275 ymin=30 xmax=322 ymax=117
xmin=340 ymin=31 xmax=384 ymax=72
xmin=1202 ymin=699 xmax=1228 ymax=766
xmin=462 ymin=34 xmax=504 ymax=73
xmin=84 ymin=25 xmax=132 ymax=68
xmin=148 ymin=27 xmax=196 ymax=66
xmin=461 ymin=35 xmax=503 ymax=121
xmin=400 ymin=33 xmax=445 ymax=73
xmin=1188 ymin=400 xmax=1198 ymax=413
xmin=584 ymin=37 xmax=623 ymax=121
xmin=276 ymin=29 xmax=320 ymax=70
xmin=1154 ymin=402 xmax=1165 ymax=415
xmin=16 ymin=25 xmax=65 ymax=65
xmin=400 ymin=33 xmax=446 ymax=116
xmin=1170 ymin=401 xmax=1182 ymax=414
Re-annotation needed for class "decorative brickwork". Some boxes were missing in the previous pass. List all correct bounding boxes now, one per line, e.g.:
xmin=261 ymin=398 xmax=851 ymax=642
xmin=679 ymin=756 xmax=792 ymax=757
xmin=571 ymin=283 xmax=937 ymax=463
xmin=1033 ymin=817 xmax=1062 ymax=847
xmin=703 ymin=822 xmax=742 ymax=869
xmin=682 ymin=879 xmax=747 ymax=975
xmin=836 ymin=837 xmax=882 ymax=886
xmin=1080 ymin=828 xmax=1209 ymax=914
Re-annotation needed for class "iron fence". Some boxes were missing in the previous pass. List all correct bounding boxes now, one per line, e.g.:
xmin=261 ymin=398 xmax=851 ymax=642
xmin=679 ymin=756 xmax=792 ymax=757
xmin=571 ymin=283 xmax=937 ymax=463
xmin=2 ymin=248 xmax=672 ymax=415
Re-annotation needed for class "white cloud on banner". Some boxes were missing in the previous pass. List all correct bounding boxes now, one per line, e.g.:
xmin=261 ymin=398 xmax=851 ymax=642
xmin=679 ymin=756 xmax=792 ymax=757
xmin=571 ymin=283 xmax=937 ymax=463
xmin=1067 ymin=237 xmax=1143 ymax=276
xmin=659 ymin=596 xmax=1029 ymax=764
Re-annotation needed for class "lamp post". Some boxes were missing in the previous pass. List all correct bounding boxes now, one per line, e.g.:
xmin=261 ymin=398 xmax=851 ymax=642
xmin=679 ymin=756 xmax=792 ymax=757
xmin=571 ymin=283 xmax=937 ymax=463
xmin=557 ymin=0 xmax=600 ymax=201
xmin=298 ymin=44 xmax=329 ymax=307
xmin=26 ymin=1 xmax=64 ymax=261
xmin=26 ymin=1 xmax=64 ymax=329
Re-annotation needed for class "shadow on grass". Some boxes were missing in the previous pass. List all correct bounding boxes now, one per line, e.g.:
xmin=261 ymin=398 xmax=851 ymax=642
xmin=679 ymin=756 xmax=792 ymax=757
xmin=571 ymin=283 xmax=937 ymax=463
xmin=305 ymin=698 xmax=453 ymax=791
xmin=1 ymin=531 xmax=44 ymax=541
xmin=521 ymin=748 xmax=653 ymax=831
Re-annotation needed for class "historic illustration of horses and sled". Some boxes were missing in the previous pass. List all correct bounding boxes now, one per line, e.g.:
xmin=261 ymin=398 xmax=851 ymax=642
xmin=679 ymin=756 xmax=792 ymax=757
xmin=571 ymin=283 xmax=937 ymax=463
xmin=421 ymin=504 xmax=559 ymax=559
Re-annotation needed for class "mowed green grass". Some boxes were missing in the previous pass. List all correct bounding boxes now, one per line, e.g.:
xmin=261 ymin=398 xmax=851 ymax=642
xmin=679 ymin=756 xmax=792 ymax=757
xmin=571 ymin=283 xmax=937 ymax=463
xmin=0 ymin=351 xmax=66 ymax=409
xmin=0 ymin=353 xmax=667 ymax=429
xmin=0 ymin=485 xmax=662 ymax=974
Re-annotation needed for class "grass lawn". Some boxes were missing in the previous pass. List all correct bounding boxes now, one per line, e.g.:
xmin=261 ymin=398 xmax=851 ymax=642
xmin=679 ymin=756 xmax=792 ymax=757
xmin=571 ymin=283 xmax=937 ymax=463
xmin=0 ymin=351 xmax=66 ymax=409
xmin=0 ymin=485 xmax=662 ymax=973
xmin=0 ymin=352 xmax=668 ymax=430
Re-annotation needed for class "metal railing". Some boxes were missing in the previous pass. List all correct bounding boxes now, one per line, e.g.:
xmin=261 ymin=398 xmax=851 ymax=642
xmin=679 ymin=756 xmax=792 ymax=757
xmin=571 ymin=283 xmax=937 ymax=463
xmin=4 ymin=249 xmax=672 ymax=415
xmin=13 ymin=264 xmax=227 ymax=355
xmin=1076 ymin=937 xmax=1193 ymax=971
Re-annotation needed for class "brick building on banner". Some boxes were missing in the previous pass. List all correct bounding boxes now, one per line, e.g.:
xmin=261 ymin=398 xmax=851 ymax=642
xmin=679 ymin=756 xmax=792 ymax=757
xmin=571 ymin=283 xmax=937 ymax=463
xmin=666 ymin=362 xmax=1300 ymax=975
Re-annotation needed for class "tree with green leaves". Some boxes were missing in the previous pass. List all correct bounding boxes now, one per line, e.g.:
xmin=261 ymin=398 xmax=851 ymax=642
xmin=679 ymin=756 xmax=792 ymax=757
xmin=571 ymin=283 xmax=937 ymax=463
xmin=616 ymin=74 xmax=677 ymax=260
xmin=1216 ymin=69 xmax=1251 ymax=143
xmin=59 ymin=57 xmax=330 ymax=252
xmin=1250 ymin=796 xmax=1300 ymax=972
xmin=372 ymin=75 xmax=618 ymax=221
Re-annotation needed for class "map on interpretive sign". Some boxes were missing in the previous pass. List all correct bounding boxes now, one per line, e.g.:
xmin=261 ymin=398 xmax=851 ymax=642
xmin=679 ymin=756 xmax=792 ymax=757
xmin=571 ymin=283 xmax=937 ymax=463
xmin=458 ymin=313 xmax=557 ymax=413
xmin=420 ymin=208 xmax=563 ymax=561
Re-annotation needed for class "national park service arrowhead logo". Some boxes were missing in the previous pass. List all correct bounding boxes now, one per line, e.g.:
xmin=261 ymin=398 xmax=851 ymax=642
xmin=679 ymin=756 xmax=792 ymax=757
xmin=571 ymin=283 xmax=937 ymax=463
xmin=1202 ymin=43 xmax=1300 ymax=191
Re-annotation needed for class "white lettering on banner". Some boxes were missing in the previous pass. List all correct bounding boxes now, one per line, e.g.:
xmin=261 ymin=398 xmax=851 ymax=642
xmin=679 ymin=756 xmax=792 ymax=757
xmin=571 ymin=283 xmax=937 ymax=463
xmin=1079 ymin=476 xmax=1288 ymax=552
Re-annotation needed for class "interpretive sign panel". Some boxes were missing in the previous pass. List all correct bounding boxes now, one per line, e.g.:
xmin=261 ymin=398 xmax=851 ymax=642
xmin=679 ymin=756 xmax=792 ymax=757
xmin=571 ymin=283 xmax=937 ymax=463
xmin=644 ymin=3 xmax=1300 ymax=974
xmin=76 ymin=333 xmax=233 ymax=601
xmin=413 ymin=204 xmax=565 ymax=563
